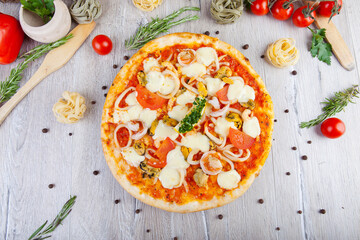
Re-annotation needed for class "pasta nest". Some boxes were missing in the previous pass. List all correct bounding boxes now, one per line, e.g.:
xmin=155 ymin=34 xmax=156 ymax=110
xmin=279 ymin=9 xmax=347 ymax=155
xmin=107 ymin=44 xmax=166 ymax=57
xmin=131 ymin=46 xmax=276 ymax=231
xmin=132 ymin=0 xmax=163 ymax=12
xmin=266 ymin=38 xmax=300 ymax=68
xmin=210 ymin=0 xmax=243 ymax=24
xmin=70 ymin=0 xmax=102 ymax=24
xmin=52 ymin=91 xmax=87 ymax=124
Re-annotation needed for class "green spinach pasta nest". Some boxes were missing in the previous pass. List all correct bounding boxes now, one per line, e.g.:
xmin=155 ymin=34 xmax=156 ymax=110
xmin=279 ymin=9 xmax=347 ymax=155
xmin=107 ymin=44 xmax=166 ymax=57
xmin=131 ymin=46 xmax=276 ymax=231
xmin=70 ymin=0 xmax=102 ymax=24
xmin=210 ymin=0 xmax=243 ymax=24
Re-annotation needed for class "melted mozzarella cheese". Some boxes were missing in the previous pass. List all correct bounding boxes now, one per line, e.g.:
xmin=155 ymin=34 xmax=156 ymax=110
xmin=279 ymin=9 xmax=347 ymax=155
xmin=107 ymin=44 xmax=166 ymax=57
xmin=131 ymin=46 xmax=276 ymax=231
xmin=153 ymin=120 xmax=179 ymax=140
xmin=168 ymin=105 xmax=188 ymax=121
xmin=125 ymin=92 xmax=138 ymax=106
xmin=227 ymin=78 xmax=244 ymax=100
xmin=113 ymin=109 xmax=130 ymax=123
xmin=214 ymin=117 xmax=235 ymax=137
xmin=159 ymin=147 xmax=189 ymax=189
xmin=237 ymin=85 xmax=255 ymax=103
xmin=181 ymin=63 xmax=206 ymax=77
xmin=159 ymin=168 xmax=181 ymax=189
xmin=243 ymin=117 xmax=261 ymax=138
xmin=159 ymin=76 xmax=176 ymax=95
xmin=127 ymin=105 xmax=143 ymax=120
xmin=146 ymin=71 xmax=165 ymax=93
xmin=176 ymin=90 xmax=196 ymax=105
xmin=121 ymin=147 xmax=145 ymax=167
xmin=227 ymin=77 xmax=255 ymax=103
xmin=196 ymin=47 xmax=217 ymax=66
xmin=205 ymin=77 xmax=225 ymax=96
xmin=181 ymin=133 xmax=210 ymax=152
xmin=217 ymin=170 xmax=241 ymax=190
xmin=166 ymin=146 xmax=190 ymax=169
xmin=139 ymin=108 xmax=157 ymax=128
xmin=143 ymin=57 xmax=159 ymax=73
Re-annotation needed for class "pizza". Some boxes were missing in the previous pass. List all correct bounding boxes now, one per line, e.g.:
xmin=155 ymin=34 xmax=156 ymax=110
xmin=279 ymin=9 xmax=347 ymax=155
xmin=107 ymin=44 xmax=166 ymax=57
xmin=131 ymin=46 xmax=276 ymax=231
xmin=101 ymin=32 xmax=273 ymax=213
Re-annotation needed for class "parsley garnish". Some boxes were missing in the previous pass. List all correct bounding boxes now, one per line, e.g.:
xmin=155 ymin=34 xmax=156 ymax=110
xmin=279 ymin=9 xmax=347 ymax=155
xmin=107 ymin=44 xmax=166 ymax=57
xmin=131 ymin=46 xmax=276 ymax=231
xmin=20 ymin=0 xmax=55 ymax=24
xmin=309 ymin=27 xmax=332 ymax=65
xmin=178 ymin=97 xmax=206 ymax=133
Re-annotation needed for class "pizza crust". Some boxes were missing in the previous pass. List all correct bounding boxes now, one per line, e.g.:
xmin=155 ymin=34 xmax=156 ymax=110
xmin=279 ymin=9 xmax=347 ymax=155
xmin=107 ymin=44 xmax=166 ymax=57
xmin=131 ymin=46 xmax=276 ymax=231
xmin=101 ymin=32 xmax=274 ymax=213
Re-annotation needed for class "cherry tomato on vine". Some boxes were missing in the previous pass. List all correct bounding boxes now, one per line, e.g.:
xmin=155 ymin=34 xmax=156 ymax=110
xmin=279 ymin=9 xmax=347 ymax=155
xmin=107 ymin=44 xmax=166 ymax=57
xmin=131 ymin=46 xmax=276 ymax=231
xmin=92 ymin=35 xmax=113 ymax=55
xmin=271 ymin=0 xmax=294 ymax=21
xmin=251 ymin=0 xmax=269 ymax=16
xmin=318 ymin=0 xmax=342 ymax=18
xmin=320 ymin=118 xmax=345 ymax=139
xmin=292 ymin=6 xmax=316 ymax=28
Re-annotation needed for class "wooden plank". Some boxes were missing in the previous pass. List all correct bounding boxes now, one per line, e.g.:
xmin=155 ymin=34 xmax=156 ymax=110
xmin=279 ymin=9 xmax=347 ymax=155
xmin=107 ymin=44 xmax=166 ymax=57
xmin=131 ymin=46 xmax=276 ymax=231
xmin=1 ymin=0 xmax=360 ymax=239
xmin=345 ymin=0 xmax=360 ymax=75
xmin=292 ymin=2 xmax=360 ymax=238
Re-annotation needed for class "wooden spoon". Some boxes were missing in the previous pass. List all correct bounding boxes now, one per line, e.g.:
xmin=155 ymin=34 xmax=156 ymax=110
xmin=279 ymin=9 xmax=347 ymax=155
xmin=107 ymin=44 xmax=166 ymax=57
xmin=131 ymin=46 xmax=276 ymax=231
xmin=0 ymin=22 xmax=96 ymax=125
xmin=303 ymin=1 xmax=355 ymax=71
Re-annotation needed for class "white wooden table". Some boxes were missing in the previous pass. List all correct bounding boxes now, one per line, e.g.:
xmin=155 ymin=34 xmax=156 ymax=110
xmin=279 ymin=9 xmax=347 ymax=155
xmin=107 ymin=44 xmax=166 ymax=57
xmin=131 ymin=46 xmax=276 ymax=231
xmin=1 ymin=0 xmax=360 ymax=239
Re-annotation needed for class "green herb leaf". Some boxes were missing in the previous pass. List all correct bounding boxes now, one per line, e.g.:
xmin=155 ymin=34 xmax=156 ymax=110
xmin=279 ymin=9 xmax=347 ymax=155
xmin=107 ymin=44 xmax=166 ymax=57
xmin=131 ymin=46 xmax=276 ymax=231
xmin=309 ymin=27 xmax=332 ymax=65
xmin=125 ymin=6 xmax=200 ymax=50
xmin=300 ymin=85 xmax=359 ymax=128
xmin=178 ymin=97 xmax=206 ymax=133
xmin=243 ymin=0 xmax=254 ymax=10
xmin=20 ymin=0 xmax=55 ymax=23
xmin=28 ymin=196 xmax=77 ymax=240
xmin=0 ymin=34 xmax=73 ymax=103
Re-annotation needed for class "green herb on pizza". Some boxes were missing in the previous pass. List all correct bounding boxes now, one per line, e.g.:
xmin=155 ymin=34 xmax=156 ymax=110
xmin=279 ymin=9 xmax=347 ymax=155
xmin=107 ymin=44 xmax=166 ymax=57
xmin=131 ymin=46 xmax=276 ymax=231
xmin=28 ymin=195 xmax=76 ymax=240
xmin=0 ymin=34 xmax=72 ymax=103
xmin=178 ymin=97 xmax=206 ymax=133
xmin=308 ymin=27 xmax=332 ymax=65
xmin=300 ymin=85 xmax=359 ymax=128
xmin=20 ymin=0 xmax=55 ymax=24
xmin=125 ymin=6 xmax=200 ymax=50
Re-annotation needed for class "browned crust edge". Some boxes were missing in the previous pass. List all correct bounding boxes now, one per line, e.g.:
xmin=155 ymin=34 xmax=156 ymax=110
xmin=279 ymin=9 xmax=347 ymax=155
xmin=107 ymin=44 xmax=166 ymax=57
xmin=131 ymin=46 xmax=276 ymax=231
xmin=101 ymin=32 xmax=274 ymax=213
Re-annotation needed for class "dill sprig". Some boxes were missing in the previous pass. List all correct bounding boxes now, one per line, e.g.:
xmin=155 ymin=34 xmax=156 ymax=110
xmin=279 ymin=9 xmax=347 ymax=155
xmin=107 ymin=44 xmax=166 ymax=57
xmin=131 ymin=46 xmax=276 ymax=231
xmin=0 ymin=34 xmax=73 ymax=103
xmin=125 ymin=6 xmax=200 ymax=50
xmin=28 ymin=195 xmax=77 ymax=240
xmin=300 ymin=85 xmax=359 ymax=128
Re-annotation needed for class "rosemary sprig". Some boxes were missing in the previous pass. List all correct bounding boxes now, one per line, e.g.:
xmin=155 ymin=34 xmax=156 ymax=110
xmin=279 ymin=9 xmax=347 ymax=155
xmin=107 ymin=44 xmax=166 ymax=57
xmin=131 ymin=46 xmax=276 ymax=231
xmin=300 ymin=85 xmax=359 ymax=128
xmin=28 ymin=195 xmax=77 ymax=240
xmin=125 ymin=6 xmax=200 ymax=50
xmin=0 ymin=34 xmax=73 ymax=103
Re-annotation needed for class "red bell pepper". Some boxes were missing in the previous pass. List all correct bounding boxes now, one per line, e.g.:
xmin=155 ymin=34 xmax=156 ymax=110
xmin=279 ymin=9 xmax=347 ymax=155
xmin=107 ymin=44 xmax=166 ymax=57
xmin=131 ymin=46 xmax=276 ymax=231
xmin=0 ymin=13 xmax=24 ymax=65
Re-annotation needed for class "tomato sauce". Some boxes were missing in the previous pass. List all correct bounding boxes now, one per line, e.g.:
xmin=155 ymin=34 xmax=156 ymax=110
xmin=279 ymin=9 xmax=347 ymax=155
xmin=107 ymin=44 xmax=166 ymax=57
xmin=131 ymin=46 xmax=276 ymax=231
xmin=112 ymin=43 xmax=272 ymax=205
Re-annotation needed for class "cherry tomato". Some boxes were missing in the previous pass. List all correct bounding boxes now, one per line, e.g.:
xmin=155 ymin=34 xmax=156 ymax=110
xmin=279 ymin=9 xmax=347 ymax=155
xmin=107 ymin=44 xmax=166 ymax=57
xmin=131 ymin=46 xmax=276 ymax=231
xmin=216 ymin=85 xmax=229 ymax=102
xmin=136 ymin=85 xmax=167 ymax=110
xmin=271 ymin=0 xmax=294 ymax=21
xmin=292 ymin=6 xmax=316 ymax=28
xmin=320 ymin=118 xmax=345 ymax=139
xmin=318 ymin=0 xmax=342 ymax=18
xmin=116 ymin=127 xmax=130 ymax=148
xmin=92 ymin=35 xmax=113 ymax=55
xmin=251 ymin=0 xmax=269 ymax=16
xmin=148 ymin=138 xmax=176 ymax=168
xmin=228 ymin=128 xmax=255 ymax=150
